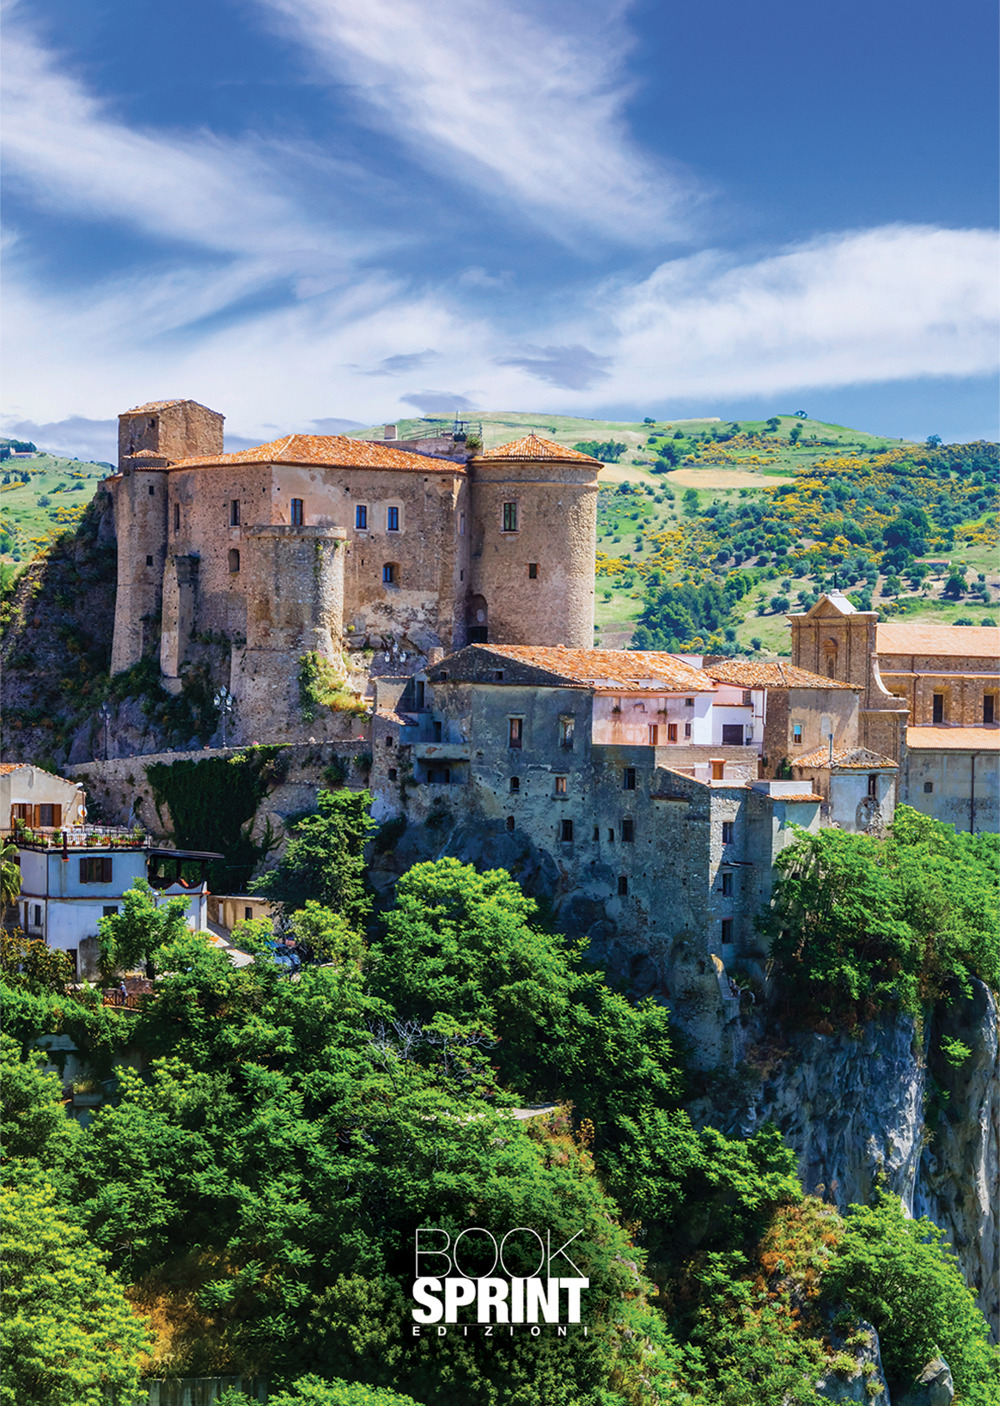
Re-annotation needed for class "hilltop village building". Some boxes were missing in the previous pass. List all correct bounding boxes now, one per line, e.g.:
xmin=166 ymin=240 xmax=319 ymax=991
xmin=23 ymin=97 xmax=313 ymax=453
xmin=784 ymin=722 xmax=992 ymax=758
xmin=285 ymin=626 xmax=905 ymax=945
xmin=791 ymin=595 xmax=1000 ymax=831
xmin=370 ymin=644 xmax=897 ymax=1063
xmin=106 ymin=398 xmax=602 ymax=738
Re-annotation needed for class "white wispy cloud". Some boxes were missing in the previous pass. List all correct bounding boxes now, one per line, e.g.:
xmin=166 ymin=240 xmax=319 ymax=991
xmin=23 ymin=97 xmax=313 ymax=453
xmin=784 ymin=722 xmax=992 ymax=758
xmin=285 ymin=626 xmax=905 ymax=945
xmin=594 ymin=225 xmax=1000 ymax=401
xmin=0 ymin=5 xmax=366 ymax=281
xmin=5 ymin=225 xmax=997 ymax=447
xmin=256 ymin=0 xmax=697 ymax=245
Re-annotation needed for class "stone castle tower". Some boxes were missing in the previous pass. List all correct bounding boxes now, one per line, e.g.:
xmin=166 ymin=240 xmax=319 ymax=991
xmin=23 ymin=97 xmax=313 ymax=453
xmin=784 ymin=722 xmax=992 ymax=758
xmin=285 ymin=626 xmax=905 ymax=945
xmin=105 ymin=401 xmax=601 ymax=738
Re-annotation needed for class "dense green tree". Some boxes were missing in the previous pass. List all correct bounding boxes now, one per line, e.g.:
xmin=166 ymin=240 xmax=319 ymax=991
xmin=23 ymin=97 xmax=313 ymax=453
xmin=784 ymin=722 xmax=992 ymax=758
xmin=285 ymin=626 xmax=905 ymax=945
xmin=0 ymin=930 xmax=73 ymax=994
xmin=762 ymin=811 xmax=998 ymax=1026
xmin=96 ymin=879 xmax=191 ymax=980
xmin=251 ymin=789 xmax=376 ymax=925
xmin=1 ymin=1183 xmax=151 ymax=1406
xmin=823 ymin=1193 xmax=999 ymax=1403
xmin=0 ymin=1035 xmax=78 ymax=1194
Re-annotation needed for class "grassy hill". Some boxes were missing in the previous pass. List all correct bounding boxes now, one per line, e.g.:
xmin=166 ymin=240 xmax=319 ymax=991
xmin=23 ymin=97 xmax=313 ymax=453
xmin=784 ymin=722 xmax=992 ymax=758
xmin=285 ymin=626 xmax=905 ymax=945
xmin=1 ymin=454 xmax=112 ymax=561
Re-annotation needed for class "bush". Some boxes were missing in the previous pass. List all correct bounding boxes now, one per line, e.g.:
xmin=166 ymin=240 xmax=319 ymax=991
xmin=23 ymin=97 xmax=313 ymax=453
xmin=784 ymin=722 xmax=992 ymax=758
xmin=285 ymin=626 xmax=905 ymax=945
xmin=823 ymin=1194 xmax=999 ymax=1403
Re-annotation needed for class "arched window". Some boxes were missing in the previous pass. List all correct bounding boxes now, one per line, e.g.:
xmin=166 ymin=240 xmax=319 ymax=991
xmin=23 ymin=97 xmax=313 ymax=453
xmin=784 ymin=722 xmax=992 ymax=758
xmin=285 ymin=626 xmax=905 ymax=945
xmin=228 ymin=548 xmax=240 ymax=573
xmin=382 ymin=562 xmax=399 ymax=585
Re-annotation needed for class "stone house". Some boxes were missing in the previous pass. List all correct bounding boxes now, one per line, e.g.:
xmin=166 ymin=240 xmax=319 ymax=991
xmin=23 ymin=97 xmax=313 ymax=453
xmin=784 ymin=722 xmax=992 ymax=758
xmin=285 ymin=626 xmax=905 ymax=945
xmin=699 ymin=659 xmax=861 ymax=774
xmin=0 ymin=763 xmax=87 ymax=831
xmin=105 ymin=400 xmax=602 ymax=740
xmin=369 ymin=645 xmax=862 ymax=1065
xmin=790 ymin=596 xmax=999 ymax=830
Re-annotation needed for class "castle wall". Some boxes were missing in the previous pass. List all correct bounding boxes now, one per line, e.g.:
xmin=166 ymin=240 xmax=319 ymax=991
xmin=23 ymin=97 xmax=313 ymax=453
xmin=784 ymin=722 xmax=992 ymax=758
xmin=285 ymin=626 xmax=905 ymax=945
xmin=469 ymin=459 xmax=598 ymax=649
xmin=118 ymin=401 xmax=223 ymax=464
xmin=109 ymin=467 xmax=169 ymax=674
xmin=235 ymin=525 xmax=346 ymax=739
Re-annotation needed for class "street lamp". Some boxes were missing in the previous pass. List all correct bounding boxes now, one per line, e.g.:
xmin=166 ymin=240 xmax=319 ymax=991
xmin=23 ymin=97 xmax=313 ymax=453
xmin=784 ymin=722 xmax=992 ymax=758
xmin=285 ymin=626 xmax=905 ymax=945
xmin=100 ymin=702 xmax=112 ymax=761
xmin=214 ymin=687 xmax=234 ymax=747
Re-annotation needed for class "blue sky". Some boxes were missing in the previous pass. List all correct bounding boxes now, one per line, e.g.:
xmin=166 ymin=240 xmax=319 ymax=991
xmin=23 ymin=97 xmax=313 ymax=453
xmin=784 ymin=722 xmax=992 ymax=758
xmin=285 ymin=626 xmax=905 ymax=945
xmin=2 ymin=0 xmax=997 ymax=461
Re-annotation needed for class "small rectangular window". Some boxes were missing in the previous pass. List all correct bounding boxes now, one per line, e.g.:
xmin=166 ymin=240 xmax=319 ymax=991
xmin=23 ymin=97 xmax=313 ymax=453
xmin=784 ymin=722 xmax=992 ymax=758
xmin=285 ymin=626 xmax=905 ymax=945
xmin=355 ymin=504 xmax=368 ymax=529
xmin=561 ymin=818 xmax=574 ymax=842
xmin=174 ymin=503 xmax=180 ymax=531
xmin=742 ymin=690 xmax=753 ymax=707
xmin=932 ymin=693 xmax=944 ymax=724
xmin=621 ymin=817 xmax=634 ymax=842
xmin=502 ymin=501 xmax=518 ymax=532
xmin=80 ymin=857 xmax=113 ymax=884
xmin=494 ymin=670 xmax=505 ymax=681
xmin=607 ymin=827 xmax=615 ymax=842
xmin=33 ymin=904 xmax=42 ymax=927
xmin=37 ymin=804 xmax=61 ymax=827
xmin=148 ymin=485 xmax=155 ymax=496
xmin=528 ymin=563 xmax=538 ymax=579
xmin=721 ymin=821 xmax=734 ymax=844
xmin=146 ymin=553 xmax=154 ymax=566
xmin=291 ymin=498 xmax=304 ymax=526
xmin=508 ymin=717 xmax=523 ymax=749
xmin=684 ymin=697 xmax=694 ymax=708
xmin=388 ymin=767 xmax=398 ymax=782
xmin=867 ymin=774 xmax=878 ymax=798
xmin=387 ymin=505 xmax=400 ymax=532
xmin=684 ymin=722 xmax=692 ymax=738
xmin=623 ymin=767 xmax=636 ymax=790
xmin=721 ymin=871 xmax=733 ymax=896
xmin=230 ymin=499 xmax=240 ymax=526
xmin=923 ymin=780 xmax=934 ymax=793
xmin=559 ymin=717 xmax=575 ymax=749
xmin=984 ymin=695 xmax=995 ymax=724
xmin=792 ymin=723 xmax=803 ymax=744
xmin=721 ymin=918 xmax=734 ymax=944
xmin=593 ymin=825 xmax=600 ymax=841
xmin=244 ymin=906 xmax=254 ymax=921
xmin=666 ymin=723 xmax=678 ymax=743
xmin=509 ymin=777 xmax=520 ymax=793
xmin=382 ymin=562 xmax=398 ymax=584
xmin=649 ymin=724 xmax=660 ymax=745
xmin=617 ymin=876 xmax=628 ymax=896
xmin=711 ymin=760 xmax=725 ymax=780
xmin=103 ymin=905 xmax=119 ymax=918
xmin=433 ymin=720 xmax=443 ymax=741
xmin=722 ymin=724 xmax=744 ymax=746
xmin=459 ymin=512 xmax=466 ymax=535
xmin=554 ymin=775 xmax=567 ymax=795
xmin=414 ymin=680 xmax=425 ymax=710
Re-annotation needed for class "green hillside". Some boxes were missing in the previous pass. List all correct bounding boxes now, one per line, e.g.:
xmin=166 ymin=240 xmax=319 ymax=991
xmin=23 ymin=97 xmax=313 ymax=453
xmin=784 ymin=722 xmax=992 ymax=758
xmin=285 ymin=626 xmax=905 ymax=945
xmin=0 ymin=454 xmax=112 ymax=561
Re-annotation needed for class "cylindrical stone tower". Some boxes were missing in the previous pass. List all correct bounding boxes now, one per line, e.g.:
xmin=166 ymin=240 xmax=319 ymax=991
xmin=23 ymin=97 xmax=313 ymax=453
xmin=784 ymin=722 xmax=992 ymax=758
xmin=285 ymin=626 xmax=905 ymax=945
xmin=468 ymin=435 xmax=600 ymax=649
xmin=235 ymin=525 xmax=347 ymax=737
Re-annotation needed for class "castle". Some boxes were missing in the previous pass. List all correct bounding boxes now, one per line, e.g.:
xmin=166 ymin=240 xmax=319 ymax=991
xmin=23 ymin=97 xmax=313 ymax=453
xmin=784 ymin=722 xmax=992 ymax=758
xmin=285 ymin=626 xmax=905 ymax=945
xmin=106 ymin=398 xmax=601 ymax=735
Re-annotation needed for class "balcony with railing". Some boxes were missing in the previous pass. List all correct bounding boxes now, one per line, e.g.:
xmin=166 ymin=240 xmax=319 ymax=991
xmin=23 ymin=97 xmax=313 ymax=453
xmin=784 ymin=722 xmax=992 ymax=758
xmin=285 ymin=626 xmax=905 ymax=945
xmin=5 ymin=825 xmax=147 ymax=852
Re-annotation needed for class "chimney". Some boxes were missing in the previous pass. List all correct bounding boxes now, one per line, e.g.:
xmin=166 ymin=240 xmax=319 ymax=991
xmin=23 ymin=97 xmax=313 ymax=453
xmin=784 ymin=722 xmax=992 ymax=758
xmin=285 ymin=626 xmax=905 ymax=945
xmin=384 ymin=424 xmax=397 ymax=441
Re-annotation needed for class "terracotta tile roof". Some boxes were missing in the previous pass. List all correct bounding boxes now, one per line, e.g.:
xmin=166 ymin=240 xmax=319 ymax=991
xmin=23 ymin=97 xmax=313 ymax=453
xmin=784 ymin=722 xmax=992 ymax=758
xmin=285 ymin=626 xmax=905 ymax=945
xmin=705 ymin=659 xmax=860 ymax=691
xmin=877 ymin=623 xmax=1000 ymax=660
xmin=906 ymin=727 xmax=1000 ymax=752
xmin=793 ymin=745 xmax=898 ymax=770
xmin=476 ymin=645 xmax=714 ymax=691
xmin=0 ymin=763 xmax=28 ymax=774
xmin=478 ymin=433 xmax=602 ymax=464
xmin=167 ymin=434 xmax=466 ymax=473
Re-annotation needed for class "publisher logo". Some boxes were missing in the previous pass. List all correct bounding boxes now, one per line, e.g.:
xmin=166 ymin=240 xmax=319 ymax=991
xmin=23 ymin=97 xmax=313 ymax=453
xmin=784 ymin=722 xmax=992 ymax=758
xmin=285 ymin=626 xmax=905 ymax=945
xmin=411 ymin=1227 xmax=589 ymax=1334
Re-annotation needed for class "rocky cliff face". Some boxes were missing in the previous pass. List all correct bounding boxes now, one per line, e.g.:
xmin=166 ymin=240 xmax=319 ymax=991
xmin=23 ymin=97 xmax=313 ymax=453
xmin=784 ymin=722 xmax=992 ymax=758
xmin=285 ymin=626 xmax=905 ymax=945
xmin=714 ymin=981 xmax=998 ymax=1340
